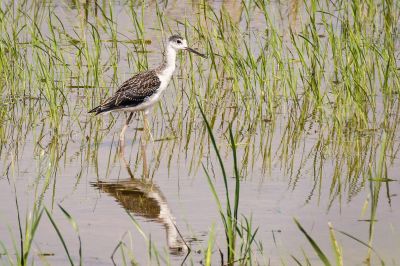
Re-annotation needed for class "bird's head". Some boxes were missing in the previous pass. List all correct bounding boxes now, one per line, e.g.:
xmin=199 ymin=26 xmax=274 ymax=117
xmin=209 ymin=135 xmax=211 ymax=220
xmin=168 ymin=35 xmax=207 ymax=58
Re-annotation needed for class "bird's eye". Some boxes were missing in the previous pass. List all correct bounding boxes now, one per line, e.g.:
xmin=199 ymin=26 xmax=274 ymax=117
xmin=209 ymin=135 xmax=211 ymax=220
xmin=177 ymin=40 xmax=182 ymax=44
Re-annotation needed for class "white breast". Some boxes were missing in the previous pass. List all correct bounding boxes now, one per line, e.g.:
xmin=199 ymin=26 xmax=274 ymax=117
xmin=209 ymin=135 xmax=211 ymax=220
xmin=157 ymin=68 xmax=174 ymax=93
xmin=147 ymin=64 xmax=175 ymax=104
xmin=118 ymin=71 xmax=173 ymax=113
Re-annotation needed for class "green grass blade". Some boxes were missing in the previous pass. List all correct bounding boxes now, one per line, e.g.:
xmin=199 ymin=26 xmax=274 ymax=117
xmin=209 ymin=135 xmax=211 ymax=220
xmin=196 ymin=98 xmax=232 ymax=215
xmin=328 ymin=222 xmax=343 ymax=266
xmin=45 ymin=208 xmax=74 ymax=266
xmin=294 ymin=218 xmax=332 ymax=266
xmin=23 ymin=209 xmax=44 ymax=264
xmin=58 ymin=205 xmax=82 ymax=266
xmin=13 ymin=183 xmax=24 ymax=265
xmin=291 ymin=255 xmax=304 ymax=266
xmin=229 ymin=125 xmax=240 ymax=221
xmin=205 ymin=224 xmax=215 ymax=266
xmin=336 ymin=229 xmax=384 ymax=265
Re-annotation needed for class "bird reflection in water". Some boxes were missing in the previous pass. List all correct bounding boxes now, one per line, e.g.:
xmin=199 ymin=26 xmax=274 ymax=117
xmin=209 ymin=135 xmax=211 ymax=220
xmin=92 ymin=139 xmax=188 ymax=256
xmin=92 ymin=179 xmax=187 ymax=255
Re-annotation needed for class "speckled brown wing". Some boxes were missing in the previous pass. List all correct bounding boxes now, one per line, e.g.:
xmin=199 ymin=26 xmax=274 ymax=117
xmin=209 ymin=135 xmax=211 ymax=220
xmin=89 ymin=70 xmax=161 ymax=114
xmin=114 ymin=70 xmax=161 ymax=105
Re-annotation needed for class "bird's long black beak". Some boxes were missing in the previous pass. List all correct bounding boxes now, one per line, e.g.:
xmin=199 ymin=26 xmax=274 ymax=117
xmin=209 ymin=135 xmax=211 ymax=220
xmin=186 ymin=47 xmax=207 ymax=58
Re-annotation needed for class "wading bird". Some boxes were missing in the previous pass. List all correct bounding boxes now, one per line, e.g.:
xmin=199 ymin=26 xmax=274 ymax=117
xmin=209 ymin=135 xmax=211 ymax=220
xmin=89 ymin=35 xmax=206 ymax=145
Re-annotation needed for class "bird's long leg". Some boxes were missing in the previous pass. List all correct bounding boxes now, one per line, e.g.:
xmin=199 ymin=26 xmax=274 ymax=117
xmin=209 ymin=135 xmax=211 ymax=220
xmin=142 ymin=111 xmax=153 ymax=142
xmin=141 ymin=111 xmax=151 ymax=179
xmin=141 ymin=139 xmax=149 ymax=179
xmin=119 ymin=112 xmax=134 ymax=153
xmin=118 ymin=114 xmax=135 ymax=178
xmin=118 ymin=146 xmax=135 ymax=179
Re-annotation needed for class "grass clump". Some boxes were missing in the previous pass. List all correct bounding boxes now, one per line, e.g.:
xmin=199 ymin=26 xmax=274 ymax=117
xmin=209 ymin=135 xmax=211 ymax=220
xmin=198 ymin=100 xmax=258 ymax=265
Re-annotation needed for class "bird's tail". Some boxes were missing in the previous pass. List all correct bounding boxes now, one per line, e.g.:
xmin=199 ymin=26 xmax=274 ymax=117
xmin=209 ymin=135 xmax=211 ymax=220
xmin=89 ymin=96 xmax=118 ymax=115
xmin=88 ymin=106 xmax=101 ymax=114
xmin=89 ymin=104 xmax=115 ymax=115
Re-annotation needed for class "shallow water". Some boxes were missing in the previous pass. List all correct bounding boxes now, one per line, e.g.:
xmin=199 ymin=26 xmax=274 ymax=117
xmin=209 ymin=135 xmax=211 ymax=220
xmin=1 ymin=0 xmax=400 ymax=265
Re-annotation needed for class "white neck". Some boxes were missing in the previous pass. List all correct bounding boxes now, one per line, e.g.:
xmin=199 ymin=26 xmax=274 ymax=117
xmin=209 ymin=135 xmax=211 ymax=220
xmin=161 ymin=44 xmax=176 ymax=76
